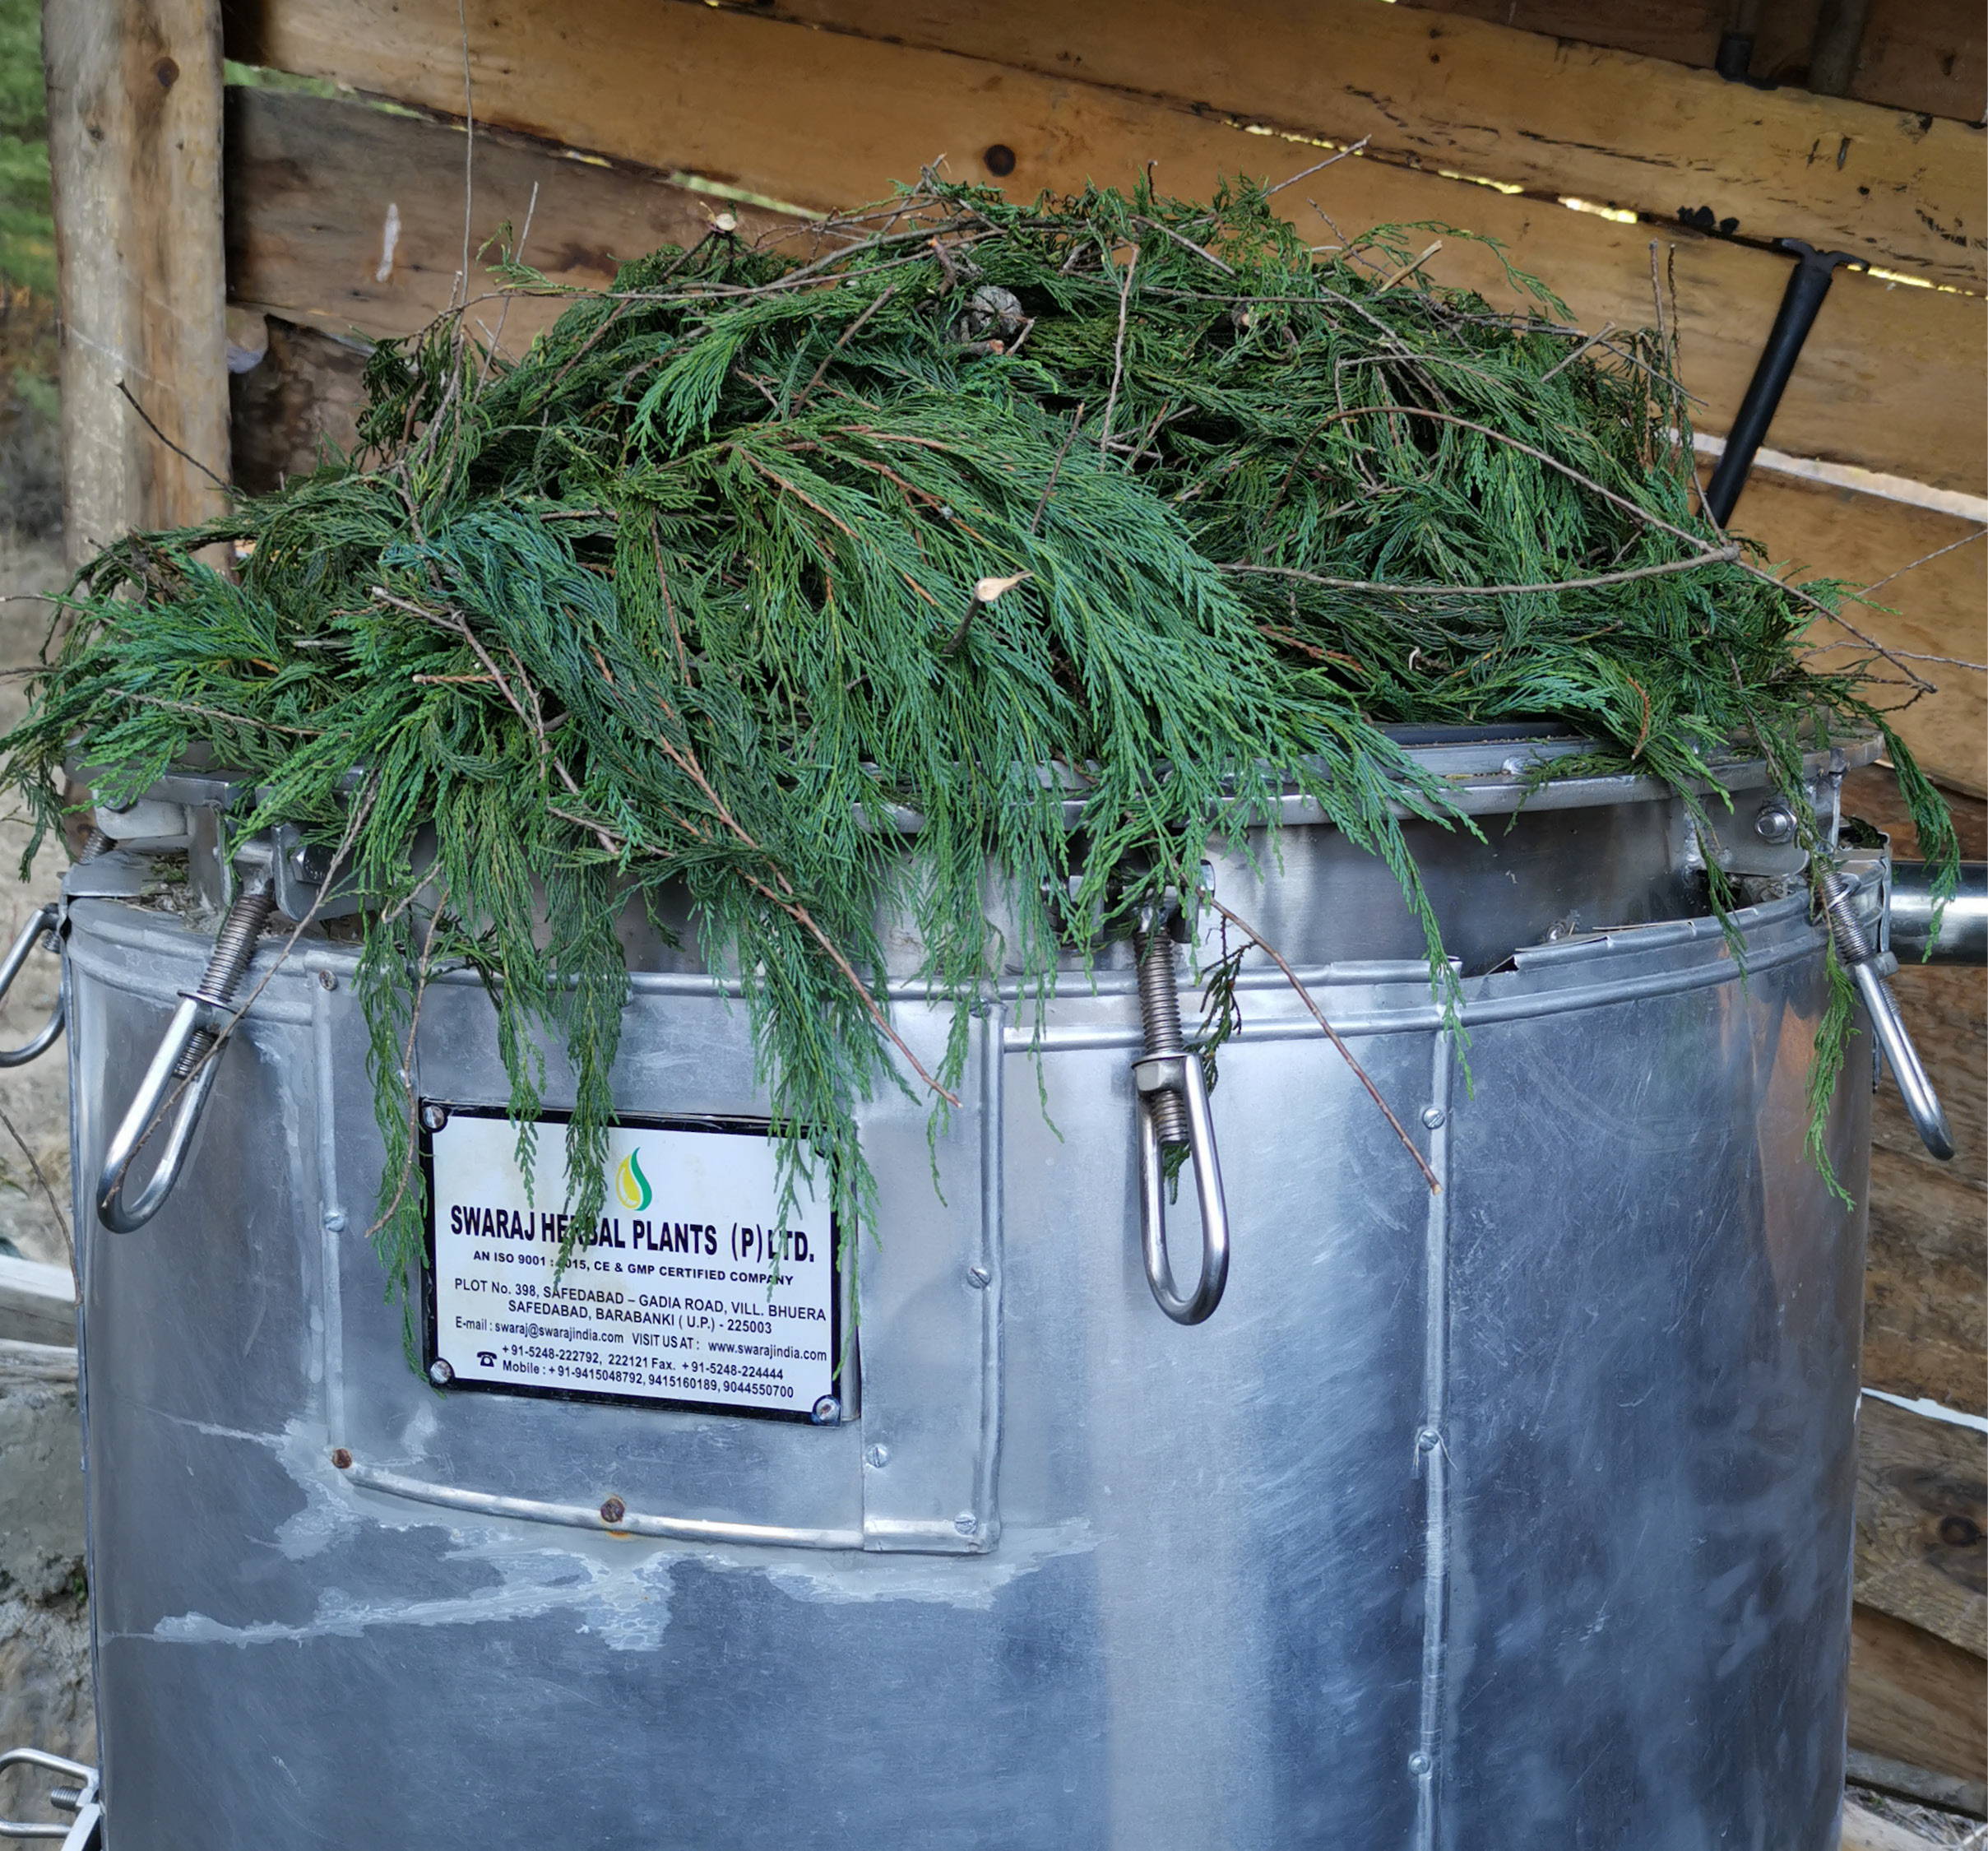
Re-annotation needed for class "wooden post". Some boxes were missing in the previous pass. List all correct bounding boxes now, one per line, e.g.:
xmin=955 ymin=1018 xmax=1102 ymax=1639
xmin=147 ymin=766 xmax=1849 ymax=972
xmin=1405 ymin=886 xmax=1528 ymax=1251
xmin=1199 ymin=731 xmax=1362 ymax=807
xmin=41 ymin=0 xmax=231 ymax=567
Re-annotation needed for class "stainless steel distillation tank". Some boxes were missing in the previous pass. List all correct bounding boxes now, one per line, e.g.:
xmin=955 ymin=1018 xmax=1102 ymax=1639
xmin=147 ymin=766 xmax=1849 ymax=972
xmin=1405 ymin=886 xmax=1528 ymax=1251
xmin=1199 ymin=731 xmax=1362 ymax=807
xmin=7 ymin=727 xmax=1981 ymax=1851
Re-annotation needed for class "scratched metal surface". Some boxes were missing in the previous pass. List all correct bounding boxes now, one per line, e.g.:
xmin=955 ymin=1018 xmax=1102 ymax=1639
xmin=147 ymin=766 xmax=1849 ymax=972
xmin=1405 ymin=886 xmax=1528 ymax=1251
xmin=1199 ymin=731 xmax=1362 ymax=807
xmin=64 ymin=874 xmax=1865 ymax=1849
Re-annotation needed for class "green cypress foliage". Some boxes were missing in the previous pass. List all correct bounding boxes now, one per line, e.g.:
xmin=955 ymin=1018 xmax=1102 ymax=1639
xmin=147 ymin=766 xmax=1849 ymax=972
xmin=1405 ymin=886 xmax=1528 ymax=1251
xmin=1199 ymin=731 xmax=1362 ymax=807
xmin=2 ymin=175 xmax=1953 ymax=1301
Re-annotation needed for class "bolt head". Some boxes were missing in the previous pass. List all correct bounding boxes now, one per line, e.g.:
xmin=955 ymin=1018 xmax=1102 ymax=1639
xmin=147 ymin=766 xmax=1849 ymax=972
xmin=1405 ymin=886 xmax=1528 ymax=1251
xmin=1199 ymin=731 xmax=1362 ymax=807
xmin=1416 ymin=1427 xmax=1440 ymax=1452
xmin=427 ymin=1357 xmax=454 ymax=1386
xmin=1420 ymin=1106 xmax=1447 ymax=1130
xmin=810 ymin=1396 xmax=841 ymax=1425
xmin=419 ymin=1102 xmax=449 ymax=1134
xmin=864 ymin=1444 xmax=890 ymax=1469
xmin=599 ymin=1496 xmax=628 ymax=1527
xmin=1408 ymin=1751 xmax=1433 ymax=1776
xmin=953 ymin=1514 xmax=979 ymax=1537
xmin=322 ymin=1209 xmax=347 ymax=1234
xmin=317 ymin=969 xmax=337 ymax=990
xmin=1754 ymin=802 xmax=1799 ymax=845
xmin=966 ymin=1264 xmax=993 ymax=1289
xmin=330 ymin=1447 xmax=353 ymax=1470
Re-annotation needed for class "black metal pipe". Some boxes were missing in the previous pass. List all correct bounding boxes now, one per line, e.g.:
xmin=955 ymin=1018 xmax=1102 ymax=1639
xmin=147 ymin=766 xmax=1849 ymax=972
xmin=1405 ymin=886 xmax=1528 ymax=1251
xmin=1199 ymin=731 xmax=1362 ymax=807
xmin=1702 ymin=239 xmax=1856 ymax=526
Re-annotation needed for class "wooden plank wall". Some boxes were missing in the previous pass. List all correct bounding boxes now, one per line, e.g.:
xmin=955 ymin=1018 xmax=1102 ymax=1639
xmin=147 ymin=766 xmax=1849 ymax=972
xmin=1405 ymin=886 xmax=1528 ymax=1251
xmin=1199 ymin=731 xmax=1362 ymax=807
xmin=53 ymin=0 xmax=1988 ymax=1800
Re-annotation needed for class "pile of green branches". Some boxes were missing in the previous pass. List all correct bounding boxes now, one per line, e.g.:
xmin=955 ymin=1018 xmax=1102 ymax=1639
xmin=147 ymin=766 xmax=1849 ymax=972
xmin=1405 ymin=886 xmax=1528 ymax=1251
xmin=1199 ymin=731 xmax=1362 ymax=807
xmin=2 ymin=173 xmax=1955 ymax=1292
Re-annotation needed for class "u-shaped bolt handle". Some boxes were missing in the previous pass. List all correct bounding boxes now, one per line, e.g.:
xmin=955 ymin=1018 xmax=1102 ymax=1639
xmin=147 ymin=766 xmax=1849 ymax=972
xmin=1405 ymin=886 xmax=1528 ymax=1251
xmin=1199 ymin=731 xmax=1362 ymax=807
xmin=95 ymin=997 xmax=226 ymax=1233
xmin=1817 ymin=861 xmax=1953 ymax=1161
xmin=1132 ymin=916 xmax=1230 ymax=1324
xmin=1136 ymin=1050 xmax=1230 ymax=1324
xmin=96 ymin=875 xmax=275 ymax=1233
xmin=0 ymin=906 xmax=65 ymax=1069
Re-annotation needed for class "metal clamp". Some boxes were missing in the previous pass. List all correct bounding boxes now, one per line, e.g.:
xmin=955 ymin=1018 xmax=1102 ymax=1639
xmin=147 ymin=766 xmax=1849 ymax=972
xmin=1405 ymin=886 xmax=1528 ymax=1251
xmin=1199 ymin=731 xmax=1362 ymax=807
xmin=1818 ymin=861 xmax=1953 ymax=1161
xmin=96 ymin=874 xmax=275 ymax=1233
xmin=0 ymin=907 xmax=64 ymax=1069
xmin=0 ymin=1747 xmax=102 ymax=1848
xmin=1132 ymin=918 xmax=1230 ymax=1324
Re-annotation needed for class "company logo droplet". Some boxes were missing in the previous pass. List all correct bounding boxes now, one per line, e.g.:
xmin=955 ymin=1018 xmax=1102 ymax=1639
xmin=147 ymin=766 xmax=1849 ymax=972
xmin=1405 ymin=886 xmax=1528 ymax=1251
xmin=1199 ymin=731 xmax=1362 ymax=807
xmin=614 ymin=1148 xmax=652 ymax=1212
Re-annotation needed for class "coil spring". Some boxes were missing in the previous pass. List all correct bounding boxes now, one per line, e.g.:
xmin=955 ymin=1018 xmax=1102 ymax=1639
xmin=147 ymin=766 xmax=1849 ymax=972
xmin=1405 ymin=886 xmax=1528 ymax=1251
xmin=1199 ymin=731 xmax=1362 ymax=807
xmin=1134 ymin=921 xmax=1191 ymax=1148
xmin=174 ymin=882 xmax=276 ymax=1079
xmin=1814 ymin=861 xmax=1871 ymax=964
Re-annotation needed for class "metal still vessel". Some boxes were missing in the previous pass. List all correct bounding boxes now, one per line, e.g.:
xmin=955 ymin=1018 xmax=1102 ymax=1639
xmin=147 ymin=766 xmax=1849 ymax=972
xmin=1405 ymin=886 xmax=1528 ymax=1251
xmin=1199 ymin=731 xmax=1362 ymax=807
xmin=3 ymin=727 xmax=1973 ymax=1849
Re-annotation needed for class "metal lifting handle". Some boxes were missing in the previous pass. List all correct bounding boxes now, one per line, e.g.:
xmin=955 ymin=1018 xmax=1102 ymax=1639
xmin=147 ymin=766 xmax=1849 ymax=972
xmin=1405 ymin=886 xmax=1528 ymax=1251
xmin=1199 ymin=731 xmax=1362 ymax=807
xmin=1132 ymin=920 xmax=1230 ymax=1324
xmin=0 ymin=1747 xmax=100 ymax=1847
xmin=96 ymin=877 xmax=275 ymax=1233
xmin=0 ymin=907 xmax=64 ymax=1069
xmin=1817 ymin=861 xmax=1953 ymax=1161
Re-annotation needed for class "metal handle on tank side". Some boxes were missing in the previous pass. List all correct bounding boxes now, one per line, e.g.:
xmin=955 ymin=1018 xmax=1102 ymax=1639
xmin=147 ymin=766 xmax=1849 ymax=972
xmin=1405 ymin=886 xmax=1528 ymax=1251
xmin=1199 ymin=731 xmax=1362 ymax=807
xmin=0 ymin=907 xmax=65 ymax=1069
xmin=1818 ymin=861 xmax=1953 ymax=1160
xmin=1888 ymin=860 xmax=1988 ymax=966
xmin=95 ymin=876 xmax=276 ymax=1233
xmin=0 ymin=1747 xmax=102 ymax=1847
xmin=1132 ymin=918 xmax=1230 ymax=1324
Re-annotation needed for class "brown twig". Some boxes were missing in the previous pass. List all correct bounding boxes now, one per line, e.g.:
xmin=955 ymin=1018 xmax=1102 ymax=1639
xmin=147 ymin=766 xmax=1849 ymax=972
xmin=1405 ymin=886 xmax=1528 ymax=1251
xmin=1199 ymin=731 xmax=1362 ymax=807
xmin=125 ymin=692 xmax=321 ymax=735
xmin=1314 ymin=403 xmax=1935 ymax=684
xmin=1132 ymin=216 xmax=1235 ymax=276
xmin=790 ymin=285 xmax=897 ymax=415
xmin=1225 ymin=546 xmax=1740 ymax=598
xmin=1029 ymin=401 xmax=1087 ymax=534
xmin=1376 ymin=239 xmax=1444 ymax=292
xmin=115 ymin=381 xmax=228 ymax=490
xmin=1539 ymin=319 xmax=1617 ymax=383
xmin=1265 ymin=138 xmax=1371 ymax=193
xmin=1860 ymin=525 xmax=1987 ymax=597
xmin=1203 ymin=898 xmax=1439 ymax=1192
xmin=1098 ymin=250 xmax=1138 ymax=454
xmin=0 ymin=1103 xmax=68 ymax=1251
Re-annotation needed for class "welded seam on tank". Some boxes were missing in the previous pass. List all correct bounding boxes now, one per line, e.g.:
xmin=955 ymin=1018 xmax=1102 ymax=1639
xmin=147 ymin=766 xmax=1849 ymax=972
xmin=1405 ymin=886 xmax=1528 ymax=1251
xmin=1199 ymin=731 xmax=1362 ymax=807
xmin=974 ymin=1000 xmax=1005 ymax=1548
xmin=312 ymin=967 xmax=349 ymax=1443
xmin=1412 ymin=1031 xmax=1455 ymax=1849
xmin=338 ymin=1464 xmax=864 ymax=1548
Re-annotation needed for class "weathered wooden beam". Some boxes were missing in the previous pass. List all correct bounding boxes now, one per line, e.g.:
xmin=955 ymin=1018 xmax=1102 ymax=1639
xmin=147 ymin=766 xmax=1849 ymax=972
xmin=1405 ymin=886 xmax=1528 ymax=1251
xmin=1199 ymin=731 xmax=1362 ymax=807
xmin=221 ymin=88 xmax=795 ymax=358
xmin=0 ymin=1255 xmax=74 ymax=1348
xmin=211 ymin=36 xmax=1986 ymax=494
xmin=1856 ymin=1395 xmax=1987 ymax=1657
xmin=43 ymin=0 xmax=231 ymax=564
xmin=226 ymin=0 xmax=1985 ymax=288
xmin=1393 ymin=0 xmax=1986 ymax=127
xmin=1849 ymin=1603 xmax=1988 ymax=1790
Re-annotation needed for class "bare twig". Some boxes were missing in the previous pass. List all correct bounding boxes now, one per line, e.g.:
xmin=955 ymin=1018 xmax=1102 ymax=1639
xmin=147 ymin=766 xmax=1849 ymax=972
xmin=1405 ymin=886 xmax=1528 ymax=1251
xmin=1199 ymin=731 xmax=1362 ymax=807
xmin=1376 ymin=239 xmax=1444 ymax=292
xmin=1226 ymin=546 xmax=1740 ymax=598
xmin=1132 ymin=216 xmax=1235 ymax=276
xmin=115 ymin=381 xmax=228 ymax=489
xmin=1316 ymin=402 xmax=1935 ymax=685
xmin=790 ymin=285 xmax=897 ymax=415
xmin=125 ymin=692 xmax=321 ymax=735
xmin=1265 ymin=138 xmax=1370 ymax=193
xmin=1029 ymin=401 xmax=1087 ymax=534
xmin=483 ymin=177 xmax=540 ymax=370
xmin=1861 ymin=525 xmax=1987 ymax=596
xmin=0 ymin=1103 xmax=67 ymax=1250
xmin=1539 ymin=319 xmax=1617 ymax=383
xmin=1099 ymin=250 xmax=1138 ymax=453
xmin=1203 ymin=898 xmax=1439 ymax=1191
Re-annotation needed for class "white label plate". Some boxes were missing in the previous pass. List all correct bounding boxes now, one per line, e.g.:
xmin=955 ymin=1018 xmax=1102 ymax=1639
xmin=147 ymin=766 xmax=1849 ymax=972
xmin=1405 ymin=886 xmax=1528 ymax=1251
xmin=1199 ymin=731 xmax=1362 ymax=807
xmin=424 ymin=1109 xmax=839 ymax=1417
